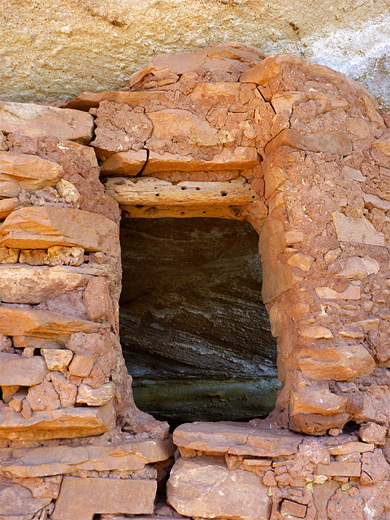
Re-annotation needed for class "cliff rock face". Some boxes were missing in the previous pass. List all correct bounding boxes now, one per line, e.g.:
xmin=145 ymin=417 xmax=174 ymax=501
xmin=120 ymin=217 xmax=279 ymax=424
xmin=1 ymin=0 xmax=389 ymax=110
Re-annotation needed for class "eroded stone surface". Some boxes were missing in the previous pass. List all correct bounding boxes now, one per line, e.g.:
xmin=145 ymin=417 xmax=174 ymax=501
xmin=0 ymin=151 xmax=64 ymax=191
xmin=167 ymin=456 xmax=271 ymax=520
xmin=52 ymin=477 xmax=157 ymax=520
xmin=173 ymin=422 xmax=302 ymax=458
xmin=297 ymin=346 xmax=376 ymax=381
xmin=0 ymin=101 xmax=94 ymax=143
xmin=0 ymin=401 xmax=115 ymax=441
xmin=0 ymin=353 xmax=46 ymax=386
xmin=0 ymin=437 xmax=175 ymax=477
xmin=0 ymin=265 xmax=89 ymax=304
xmin=0 ymin=307 xmax=103 ymax=339
xmin=0 ymin=43 xmax=389 ymax=520
xmin=0 ymin=482 xmax=51 ymax=519
xmin=0 ymin=206 xmax=119 ymax=253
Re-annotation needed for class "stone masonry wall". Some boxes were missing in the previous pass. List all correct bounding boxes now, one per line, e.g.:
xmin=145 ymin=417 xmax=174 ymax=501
xmin=0 ymin=44 xmax=390 ymax=519
xmin=0 ymin=103 xmax=173 ymax=519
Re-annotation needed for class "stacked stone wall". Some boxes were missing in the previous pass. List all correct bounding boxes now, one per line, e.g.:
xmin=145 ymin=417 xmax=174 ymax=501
xmin=0 ymin=103 xmax=173 ymax=519
xmin=0 ymin=44 xmax=390 ymax=519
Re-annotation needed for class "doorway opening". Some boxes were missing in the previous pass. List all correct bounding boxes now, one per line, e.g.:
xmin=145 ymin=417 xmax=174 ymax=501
xmin=119 ymin=216 xmax=279 ymax=428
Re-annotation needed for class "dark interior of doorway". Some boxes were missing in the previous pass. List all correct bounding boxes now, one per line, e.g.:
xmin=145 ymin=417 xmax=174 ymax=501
xmin=119 ymin=217 xmax=279 ymax=428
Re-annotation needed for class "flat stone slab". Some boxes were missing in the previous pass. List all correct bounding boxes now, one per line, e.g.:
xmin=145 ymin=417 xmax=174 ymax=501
xmin=0 ymin=306 xmax=103 ymax=339
xmin=0 ymin=151 xmax=64 ymax=191
xmin=0 ymin=265 xmax=89 ymax=304
xmin=0 ymin=101 xmax=94 ymax=143
xmin=167 ymin=456 xmax=271 ymax=520
xmin=0 ymin=437 xmax=175 ymax=477
xmin=0 ymin=352 xmax=47 ymax=386
xmin=0 ymin=206 xmax=119 ymax=253
xmin=0 ymin=401 xmax=115 ymax=441
xmin=0 ymin=482 xmax=51 ymax=520
xmin=144 ymin=147 xmax=259 ymax=173
xmin=173 ymin=421 xmax=303 ymax=457
xmin=51 ymin=477 xmax=157 ymax=520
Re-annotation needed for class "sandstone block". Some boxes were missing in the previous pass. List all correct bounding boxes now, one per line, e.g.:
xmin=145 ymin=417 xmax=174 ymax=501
xmin=315 ymin=285 xmax=361 ymax=300
xmin=0 ymin=307 xmax=102 ymax=339
xmin=0 ymin=265 xmax=89 ymax=304
xmin=300 ymin=325 xmax=334 ymax=339
xmin=371 ymin=137 xmax=390 ymax=167
xmin=363 ymin=192 xmax=390 ymax=211
xmin=56 ymin=178 xmax=81 ymax=206
xmin=332 ymin=211 xmax=385 ymax=246
xmin=0 ymin=482 xmax=51 ymax=519
xmin=66 ymin=332 xmax=109 ymax=355
xmin=68 ymin=354 xmax=96 ymax=377
xmin=51 ymin=372 xmax=77 ymax=408
xmin=41 ymin=348 xmax=73 ymax=372
xmin=297 ymin=345 xmax=376 ymax=381
xmin=290 ymin=412 xmax=350 ymax=436
xmin=0 ymin=353 xmax=46 ymax=386
xmin=265 ymin=128 xmax=352 ymax=156
xmin=1 ymin=438 xmax=175 ymax=478
xmin=8 ymin=389 xmax=27 ymax=413
xmin=284 ymin=229 xmax=305 ymax=246
xmin=52 ymin=477 xmax=156 ymax=520
xmin=342 ymin=165 xmax=365 ymax=182
xmin=316 ymin=461 xmax=361 ymax=477
xmin=0 ymin=197 xmax=20 ymax=219
xmin=20 ymin=246 xmax=85 ymax=267
xmin=83 ymin=277 xmax=112 ymax=321
xmin=0 ymin=401 xmax=115 ymax=441
xmin=0 ymin=246 xmax=19 ymax=263
xmin=65 ymin=89 xmax=164 ymax=111
xmin=100 ymin=149 xmax=147 ymax=175
xmin=1 ymin=384 xmax=19 ymax=402
xmin=0 ymin=151 xmax=64 ymax=191
xmin=146 ymin=108 xmax=220 ymax=150
xmin=328 ymin=441 xmax=374 ymax=455
xmin=0 ymin=101 xmax=94 ymax=143
xmin=0 ymin=179 xmax=22 ymax=197
xmin=0 ymin=206 xmax=119 ymax=253
xmin=143 ymin=146 xmax=259 ymax=173
xmin=291 ymin=388 xmax=348 ymax=416
xmin=337 ymin=255 xmax=380 ymax=279
xmin=26 ymin=380 xmax=61 ymax=412
xmin=359 ymin=422 xmax=387 ymax=445
xmin=173 ymin=422 xmax=302 ymax=458
xmin=76 ymin=382 xmax=115 ymax=406
xmin=167 ymin=456 xmax=271 ymax=520
xmin=280 ymin=499 xmax=307 ymax=518
xmin=287 ymin=252 xmax=314 ymax=271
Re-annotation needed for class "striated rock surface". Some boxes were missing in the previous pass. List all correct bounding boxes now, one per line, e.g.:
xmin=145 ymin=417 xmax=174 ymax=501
xmin=0 ymin=206 xmax=119 ymax=252
xmin=120 ymin=217 xmax=278 ymax=424
xmin=0 ymin=265 xmax=89 ymax=304
xmin=1 ymin=1 xmax=389 ymax=111
xmin=0 ymin=437 xmax=175 ymax=477
xmin=0 ymin=401 xmax=115 ymax=441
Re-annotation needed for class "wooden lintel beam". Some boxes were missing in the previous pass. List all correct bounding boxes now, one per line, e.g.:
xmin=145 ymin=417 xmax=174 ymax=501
xmin=105 ymin=177 xmax=257 ymax=207
xmin=121 ymin=204 xmax=246 ymax=220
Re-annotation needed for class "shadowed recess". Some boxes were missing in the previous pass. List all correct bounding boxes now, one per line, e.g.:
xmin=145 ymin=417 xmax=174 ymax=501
xmin=119 ymin=217 xmax=279 ymax=425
